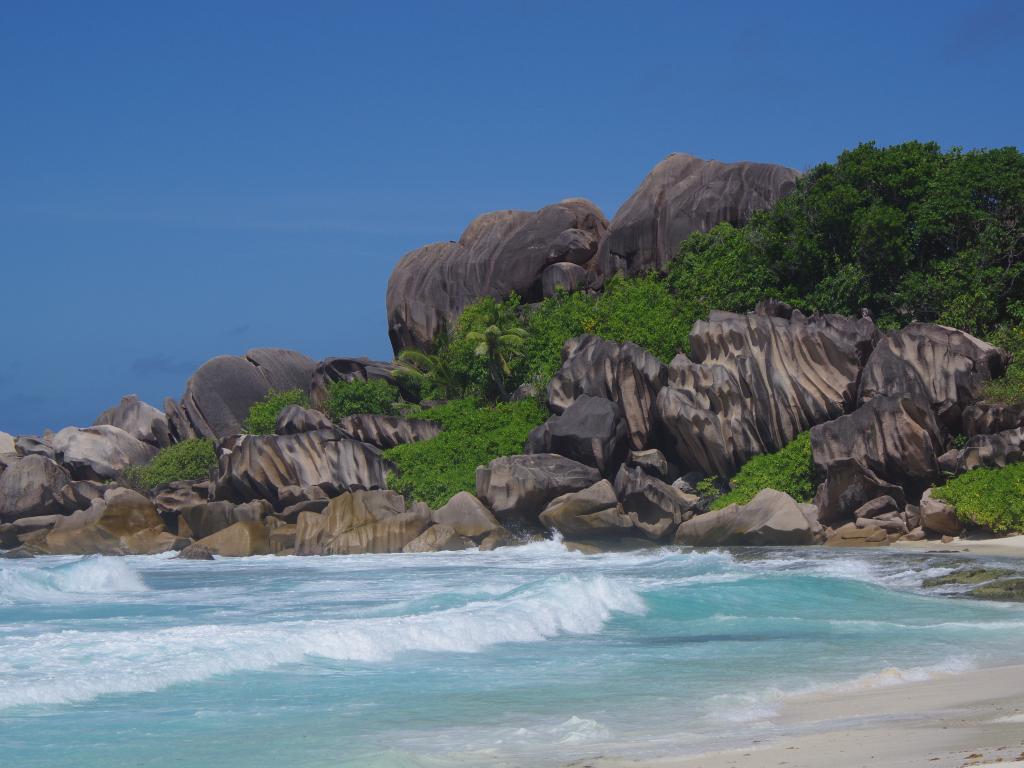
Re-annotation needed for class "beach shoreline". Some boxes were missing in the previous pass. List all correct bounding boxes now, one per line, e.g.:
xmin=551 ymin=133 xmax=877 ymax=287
xmin=892 ymin=533 xmax=1024 ymax=560
xmin=574 ymin=663 xmax=1024 ymax=768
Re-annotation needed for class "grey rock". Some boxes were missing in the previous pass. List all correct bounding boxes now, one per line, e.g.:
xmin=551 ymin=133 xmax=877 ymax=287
xmin=335 ymin=414 xmax=441 ymax=450
xmin=213 ymin=428 xmax=388 ymax=506
xmin=387 ymin=199 xmax=608 ymax=352
xmin=595 ymin=153 xmax=798 ymax=277
xmin=52 ymin=425 xmax=158 ymax=481
xmin=15 ymin=434 xmax=55 ymax=460
xmin=475 ymin=453 xmax=602 ymax=529
xmin=538 ymin=480 xmax=631 ymax=539
xmin=541 ymin=262 xmax=589 ymax=297
xmin=919 ymin=488 xmax=964 ymax=537
xmin=0 ymin=431 xmax=14 ymax=455
xmin=403 ymin=524 xmax=474 ymax=553
xmin=56 ymin=480 xmax=108 ymax=513
xmin=274 ymin=405 xmax=333 ymax=435
xmin=614 ymin=464 xmax=697 ymax=540
xmin=149 ymin=480 xmax=210 ymax=516
xmin=674 ymin=488 xmax=823 ymax=546
xmin=952 ymin=427 xmax=1024 ymax=473
xmin=812 ymin=459 xmax=907 ymax=527
xmin=628 ymin=449 xmax=670 ymax=480
xmin=527 ymin=395 xmax=627 ymax=475
xmin=295 ymin=490 xmax=430 ymax=555
xmin=177 ymin=543 xmax=216 ymax=560
xmin=94 ymin=394 xmax=171 ymax=448
xmin=308 ymin=357 xmax=402 ymax=410
xmin=179 ymin=499 xmax=271 ymax=540
xmin=430 ymin=492 xmax=501 ymax=539
xmin=0 ymin=455 xmax=71 ymax=521
xmin=963 ymin=402 xmax=1024 ymax=437
xmin=850 ymin=495 xmax=900 ymax=520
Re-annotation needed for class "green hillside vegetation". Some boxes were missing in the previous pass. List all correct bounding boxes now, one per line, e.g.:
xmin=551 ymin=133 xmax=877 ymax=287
xmin=122 ymin=439 xmax=218 ymax=490
xmin=933 ymin=462 xmax=1024 ymax=534
xmin=710 ymin=432 xmax=815 ymax=509
xmin=243 ymin=388 xmax=310 ymax=435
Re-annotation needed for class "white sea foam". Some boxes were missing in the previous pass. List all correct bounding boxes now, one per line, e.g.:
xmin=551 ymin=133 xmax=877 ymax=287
xmin=0 ymin=573 xmax=644 ymax=709
xmin=0 ymin=556 xmax=148 ymax=604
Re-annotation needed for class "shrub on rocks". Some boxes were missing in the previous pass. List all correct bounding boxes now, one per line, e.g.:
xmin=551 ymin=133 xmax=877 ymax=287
xmin=243 ymin=388 xmax=310 ymax=435
xmin=932 ymin=462 xmax=1024 ymax=534
xmin=711 ymin=432 xmax=814 ymax=510
xmin=324 ymin=378 xmax=400 ymax=421
xmin=122 ymin=439 xmax=217 ymax=490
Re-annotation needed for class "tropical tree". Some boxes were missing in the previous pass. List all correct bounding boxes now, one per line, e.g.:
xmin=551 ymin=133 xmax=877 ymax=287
xmin=465 ymin=321 xmax=528 ymax=400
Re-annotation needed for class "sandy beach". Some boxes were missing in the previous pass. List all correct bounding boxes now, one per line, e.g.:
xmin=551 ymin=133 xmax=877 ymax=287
xmin=575 ymin=663 xmax=1024 ymax=768
xmin=893 ymin=534 xmax=1024 ymax=559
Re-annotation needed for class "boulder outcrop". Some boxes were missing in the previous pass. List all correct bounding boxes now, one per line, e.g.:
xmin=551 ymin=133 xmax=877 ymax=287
xmin=178 ymin=499 xmax=271 ymax=540
xmin=387 ymin=199 xmax=608 ymax=352
xmin=475 ymin=453 xmax=601 ymax=529
xmin=918 ymin=488 xmax=965 ymax=537
xmin=274 ymin=405 xmax=333 ymax=435
xmin=811 ymin=395 xmax=943 ymax=521
xmin=335 ymin=414 xmax=442 ymax=449
xmin=191 ymin=520 xmax=270 ymax=557
xmin=430 ymin=492 xmax=501 ymax=539
xmin=45 ymin=488 xmax=182 ymax=555
xmin=94 ymin=394 xmax=171 ymax=448
xmin=0 ymin=455 xmax=70 ymax=521
xmin=949 ymin=427 xmax=1024 ymax=473
xmin=656 ymin=307 xmax=879 ymax=477
xmin=402 ymin=524 xmax=474 ymax=553
xmin=213 ymin=429 xmax=388 ymax=506
xmin=614 ymin=464 xmax=697 ymax=540
xmin=167 ymin=348 xmax=317 ymax=439
xmin=294 ymin=490 xmax=430 ymax=555
xmin=538 ymin=480 xmax=631 ymax=538
xmin=547 ymin=335 xmax=667 ymax=451
xmin=52 ymin=425 xmax=157 ymax=481
xmin=309 ymin=357 xmax=402 ymax=410
xmin=526 ymin=395 xmax=627 ymax=475
xmin=674 ymin=489 xmax=823 ymax=546
xmin=858 ymin=324 xmax=1008 ymax=432
xmin=595 ymin=153 xmax=799 ymax=277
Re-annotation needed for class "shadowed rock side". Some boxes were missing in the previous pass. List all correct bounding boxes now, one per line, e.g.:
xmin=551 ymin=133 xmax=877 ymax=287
xmin=0 ymin=455 xmax=70 ymax=521
xmin=655 ymin=306 xmax=880 ymax=477
xmin=595 ymin=153 xmax=799 ymax=277
xmin=167 ymin=348 xmax=317 ymax=440
xmin=295 ymin=490 xmax=430 ymax=555
xmin=386 ymin=199 xmax=608 ymax=352
xmin=526 ymin=395 xmax=628 ymax=476
xmin=94 ymin=394 xmax=171 ymax=448
xmin=476 ymin=453 xmax=601 ymax=529
xmin=213 ymin=429 xmax=388 ymax=506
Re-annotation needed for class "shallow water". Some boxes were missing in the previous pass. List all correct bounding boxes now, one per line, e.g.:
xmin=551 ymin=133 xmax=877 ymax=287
xmin=2 ymin=541 xmax=1023 ymax=766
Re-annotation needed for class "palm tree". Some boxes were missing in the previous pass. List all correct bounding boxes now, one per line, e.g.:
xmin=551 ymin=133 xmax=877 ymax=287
xmin=465 ymin=322 xmax=528 ymax=400
xmin=394 ymin=330 xmax=466 ymax=400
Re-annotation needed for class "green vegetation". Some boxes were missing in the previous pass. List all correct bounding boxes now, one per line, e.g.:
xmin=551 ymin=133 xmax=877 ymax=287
xmin=711 ymin=432 xmax=815 ymax=509
xmin=121 ymin=439 xmax=218 ymax=490
xmin=324 ymin=378 xmax=400 ymax=421
xmin=933 ymin=462 xmax=1024 ymax=534
xmin=383 ymin=397 xmax=547 ymax=508
xmin=243 ymin=388 xmax=310 ymax=435
xmin=983 ymin=320 xmax=1024 ymax=405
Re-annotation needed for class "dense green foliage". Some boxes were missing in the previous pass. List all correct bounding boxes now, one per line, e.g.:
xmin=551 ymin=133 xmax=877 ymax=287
xmin=243 ymin=388 xmax=310 ymax=435
xmin=710 ymin=432 xmax=815 ymax=509
xmin=383 ymin=397 xmax=547 ymax=508
xmin=121 ymin=439 xmax=218 ymax=490
xmin=324 ymin=378 xmax=400 ymax=421
xmin=933 ymin=462 xmax=1024 ymax=534
xmin=983 ymin=321 xmax=1024 ymax=405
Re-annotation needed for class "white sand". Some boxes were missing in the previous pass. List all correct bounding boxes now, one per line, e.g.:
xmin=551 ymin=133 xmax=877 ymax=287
xmin=893 ymin=533 xmax=1024 ymax=559
xmin=575 ymin=664 xmax=1024 ymax=768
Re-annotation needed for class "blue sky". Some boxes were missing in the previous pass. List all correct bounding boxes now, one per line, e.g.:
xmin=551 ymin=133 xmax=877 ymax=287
xmin=1 ymin=0 xmax=1022 ymax=436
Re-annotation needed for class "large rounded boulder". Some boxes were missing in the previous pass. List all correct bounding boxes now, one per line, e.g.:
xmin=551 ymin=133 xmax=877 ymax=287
xmin=94 ymin=394 xmax=171 ymax=448
xmin=595 ymin=153 xmax=799 ymax=277
xmin=386 ymin=199 xmax=608 ymax=352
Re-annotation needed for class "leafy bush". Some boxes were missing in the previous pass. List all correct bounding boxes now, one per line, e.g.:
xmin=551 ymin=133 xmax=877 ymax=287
xmin=983 ymin=320 xmax=1024 ymax=405
xmin=383 ymin=397 xmax=547 ymax=508
xmin=933 ymin=462 xmax=1024 ymax=534
xmin=121 ymin=439 xmax=217 ymax=490
xmin=711 ymin=432 xmax=815 ymax=509
xmin=324 ymin=378 xmax=400 ymax=421
xmin=243 ymin=388 xmax=310 ymax=435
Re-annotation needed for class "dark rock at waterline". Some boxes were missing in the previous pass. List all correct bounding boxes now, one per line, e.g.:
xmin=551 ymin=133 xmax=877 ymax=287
xmin=812 ymin=459 xmax=907 ymax=527
xmin=386 ymin=199 xmax=608 ymax=352
xmin=167 ymin=348 xmax=317 ymax=439
xmin=547 ymin=335 xmax=667 ymax=452
xmin=656 ymin=307 xmax=878 ymax=478
xmin=538 ymin=480 xmax=631 ymax=539
xmin=614 ymin=464 xmax=697 ymax=540
xmin=0 ymin=455 xmax=70 ymax=521
xmin=674 ymin=488 xmax=823 ymax=547
xmin=295 ymin=490 xmax=430 ymax=555
xmin=430 ymin=492 xmax=502 ymax=540
xmin=594 ymin=153 xmax=799 ymax=277
xmin=178 ymin=499 xmax=271 ymax=540
xmin=44 ymin=487 xmax=183 ymax=556
xmin=922 ymin=567 xmax=1016 ymax=588
xmin=858 ymin=323 xmax=1008 ymax=433
xmin=213 ymin=429 xmax=388 ymax=507
xmin=403 ymin=524 xmax=474 ymax=553
xmin=475 ymin=453 xmax=601 ymax=529
xmin=94 ymin=394 xmax=172 ymax=448
xmin=176 ymin=543 xmax=215 ymax=560
xmin=968 ymin=578 xmax=1024 ymax=601
xmin=527 ymin=395 xmax=628 ymax=476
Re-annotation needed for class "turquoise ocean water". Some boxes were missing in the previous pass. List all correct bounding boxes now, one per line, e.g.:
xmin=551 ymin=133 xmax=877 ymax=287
xmin=2 ymin=540 xmax=1023 ymax=766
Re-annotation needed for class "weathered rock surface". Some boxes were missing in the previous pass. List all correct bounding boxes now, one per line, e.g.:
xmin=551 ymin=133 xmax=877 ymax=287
xmin=149 ymin=481 xmax=210 ymax=516
xmin=595 ymin=153 xmax=799 ymax=277
xmin=56 ymin=480 xmax=108 ymax=514
xmin=214 ymin=429 xmax=387 ymax=506
xmin=94 ymin=394 xmax=171 ymax=448
xmin=45 ymin=488 xmax=181 ymax=555
xmin=430 ymin=492 xmax=501 ymax=539
xmin=674 ymin=489 xmax=823 ymax=546
xmin=192 ymin=520 xmax=270 ymax=557
xmin=825 ymin=522 xmax=891 ymax=547
xmin=547 ymin=335 xmax=667 ymax=451
xmin=387 ymin=199 xmax=608 ymax=352
xmin=0 ymin=455 xmax=70 ymax=521
xmin=335 ymin=414 xmax=441 ymax=449
xmin=52 ymin=425 xmax=158 ymax=481
xmin=963 ymin=402 xmax=1024 ymax=437
xmin=168 ymin=348 xmax=317 ymax=439
xmin=475 ymin=454 xmax=602 ymax=528
xmin=14 ymin=434 xmax=55 ymax=460
xmin=527 ymin=395 xmax=627 ymax=475
xmin=538 ymin=480 xmax=631 ymax=538
xmin=919 ymin=488 xmax=965 ymax=537
xmin=656 ymin=307 xmax=879 ymax=477
xmin=541 ymin=262 xmax=589 ymax=297
xmin=951 ymin=427 xmax=1024 ymax=473
xmin=614 ymin=464 xmax=697 ymax=540
xmin=179 ymin=500 xmax=271 ymax=540
xmin=294 ymin=490 xmax=430 ymax=555
xmin=628 ymin=449 xmax=670 ymax=480
xmin=308 ymin=357 xmax=402 ymax=410
xmin=403 ymin=524 xmax=474 ymax=553
xmin=274 ymin=405 xmax=333 ymax=435
xmin=858 ymin=324 xmax=1008 ymax=432
xmin=0 ymin=431 xmax=15 ymax=455
xmin=811 ymin=395 xmax=944 ymax=522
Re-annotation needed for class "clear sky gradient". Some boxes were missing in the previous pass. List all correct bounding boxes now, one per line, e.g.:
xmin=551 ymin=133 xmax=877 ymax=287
xmin=2 ymin=0 xmax=1022 ymax=435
